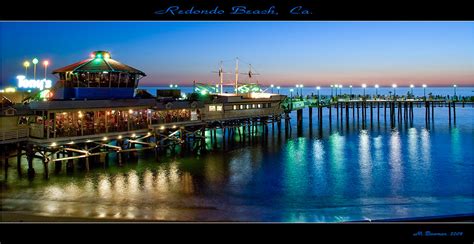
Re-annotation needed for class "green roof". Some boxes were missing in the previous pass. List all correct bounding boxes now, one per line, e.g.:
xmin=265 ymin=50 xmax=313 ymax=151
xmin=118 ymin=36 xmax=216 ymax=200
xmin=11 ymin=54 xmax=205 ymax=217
xmin=52 ymin=51 xmax=146 ymax=76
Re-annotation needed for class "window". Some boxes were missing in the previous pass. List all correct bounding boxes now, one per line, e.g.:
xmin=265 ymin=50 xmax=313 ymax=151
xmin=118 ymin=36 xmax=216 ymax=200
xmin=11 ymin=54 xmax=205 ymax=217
xmin=257 ymin=104 xmax=262 ymax=108
xmin=240 ymin=104 xmax=244 ymax=109
xmin=216 ymin=105 xmax=223 ymax=111
xmin=252 ymin=104 xmax=256 ymax=108
xmin=233 ymin=105 xmax=238 ymax=110
xmin=246 ymin=104 xmax=250 ymax=109
xmin=209 ymin=105 xmax=216 ymax=112
xmin=267 ymin=103 xmax=271 ymax=108
xmin=263 ymin=103 xmax=267 ymax=108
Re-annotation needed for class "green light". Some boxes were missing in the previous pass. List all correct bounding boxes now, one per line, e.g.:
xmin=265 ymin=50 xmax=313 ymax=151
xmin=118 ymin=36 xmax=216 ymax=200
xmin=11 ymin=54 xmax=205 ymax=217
xmin=39 ymin=89 xmax=50 ymax=98
xmin=32 ymin=58 xmax=39 ymax=64
xmin=200 ymin=90 xmax=207 ymax=95
xmin=96 ymin=53 xmax=102 ymax=59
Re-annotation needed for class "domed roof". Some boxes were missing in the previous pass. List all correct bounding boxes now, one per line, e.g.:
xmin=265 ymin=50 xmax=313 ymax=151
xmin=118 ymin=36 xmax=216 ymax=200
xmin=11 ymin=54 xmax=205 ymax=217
xmin=52 ymin=51 xmax=146 ymax=76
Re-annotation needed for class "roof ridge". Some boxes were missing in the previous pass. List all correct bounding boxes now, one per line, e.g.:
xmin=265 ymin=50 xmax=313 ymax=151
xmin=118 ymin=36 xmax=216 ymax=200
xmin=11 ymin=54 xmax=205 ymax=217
xmin=103 ymin=58 xmax=115 ymax=72
xmin=73 ymin=58 xmax=94 ymax=72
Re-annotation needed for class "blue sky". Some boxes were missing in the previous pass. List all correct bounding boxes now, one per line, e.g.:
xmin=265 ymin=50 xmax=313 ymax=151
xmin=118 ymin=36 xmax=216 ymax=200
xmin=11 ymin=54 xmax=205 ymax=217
xmin=1 ymin=21 xmax=473 ymax=87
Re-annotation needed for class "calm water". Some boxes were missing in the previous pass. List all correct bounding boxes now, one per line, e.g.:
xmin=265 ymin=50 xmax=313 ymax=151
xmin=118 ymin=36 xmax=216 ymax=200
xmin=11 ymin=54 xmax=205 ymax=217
xmin=1 ymin=88 xmax=473 ymax=222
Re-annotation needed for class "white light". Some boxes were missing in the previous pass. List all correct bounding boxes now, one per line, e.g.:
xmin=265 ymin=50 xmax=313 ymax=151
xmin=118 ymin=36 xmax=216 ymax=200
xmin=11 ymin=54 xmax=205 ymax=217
xmin=5 ymin=87 xmax=16 ymax=93
xmin=249 ymin=92 xmax=272 ymax=99
xmin=349 ymin=85 xmax=353 ymax=88
xmin=301 ymin=84 xmax=304 ymax=88
xmin=375 ymin=84 xmax=379 ymax=88
xmin=128 ymin=109 xmax=133 ymax=114
xmin=172 ymin=125 xmax=177 ymax=129
xmin=410 ymin=84 xmax=414 ymax=88
xmin=118 ymin=135 xmax=122 ymax=139
xmin=147 ymin=132 xmax=151 ymax=136
xmin=422 ymin=84 xmax=427 ymax=88
xmin=270 ymin=84 xmax=274 ymax=88
xmin=392 ymin=84 xmax=397 ymax=88
xmin=160 ymin=126 xmax=165 ymax=130
xmin=86 ymin=140 xmax=92 ymax=143
xmin=51 ymin=142 xmax=57 ymax=147
xmin=453 ymin=84 xmax=457 ymax=87
xmin=362 ymin=84 xmax=367 ymax=88
xmin=277 ymin=86 xmax=281 ymax=89
xmin=17 ymin=75 xmax=52 ymax=90
xmin=132 ymin=133 xmax=136 ymax=138
xmin=102 ymin=137 xmax=108 ymax=141
xmin=316 ymin=86 xmax=321 ymax=90
xmin=68 ymin=141 xmax=74 ymax=145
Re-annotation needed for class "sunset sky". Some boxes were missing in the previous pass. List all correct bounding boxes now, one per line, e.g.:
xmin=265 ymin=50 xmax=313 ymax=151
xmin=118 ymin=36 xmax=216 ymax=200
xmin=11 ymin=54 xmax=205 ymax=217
xmin=1 ymin=21 xmax=473 ymax=87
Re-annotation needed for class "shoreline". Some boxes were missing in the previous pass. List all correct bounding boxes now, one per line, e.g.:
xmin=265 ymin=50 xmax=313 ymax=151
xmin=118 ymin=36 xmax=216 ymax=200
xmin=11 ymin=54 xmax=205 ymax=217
xmin=2 ymin=211 xmax=472 ymax=223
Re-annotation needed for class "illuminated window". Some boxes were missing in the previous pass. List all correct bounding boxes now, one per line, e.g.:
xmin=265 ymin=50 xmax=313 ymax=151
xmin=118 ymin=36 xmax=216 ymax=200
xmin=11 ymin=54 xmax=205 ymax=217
xmin=240 ymin=104 xmax=245 ymax=109
xmin=257 ymin=104 xmax=262 ymax=108
xmin=216 ymin=105 xmax=223 ymax=111
xmin=246 ymin=104 xmax=250 ymax=109
xmin=252 ymin=104 xmax=256 ymax=108
xmin=209 ymin=105 xmax=216 ymax=112
xmin=233 ymin=105 xmax=238 ymax=110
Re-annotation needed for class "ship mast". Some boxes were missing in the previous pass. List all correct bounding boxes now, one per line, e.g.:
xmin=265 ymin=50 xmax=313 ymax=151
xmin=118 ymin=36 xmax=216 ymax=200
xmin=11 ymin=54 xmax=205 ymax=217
xmin=219 ymin=61 xmax=223 ymax=95
xmin=235 ymin=57 xmax=239 ymax=94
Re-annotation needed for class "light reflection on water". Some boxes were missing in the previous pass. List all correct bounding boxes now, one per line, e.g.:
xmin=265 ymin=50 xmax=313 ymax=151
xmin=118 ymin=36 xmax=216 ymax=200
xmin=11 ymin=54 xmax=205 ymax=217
xmin=359 ymin=130 xmax=372 ymax=194
xmin=1 ymin=107 xmax=473 ymax=222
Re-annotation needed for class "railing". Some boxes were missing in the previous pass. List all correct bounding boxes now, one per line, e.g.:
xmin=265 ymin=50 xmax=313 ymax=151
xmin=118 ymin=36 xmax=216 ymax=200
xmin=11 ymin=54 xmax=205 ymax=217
xmin=0 ymin=127 xmax=29 ymax=142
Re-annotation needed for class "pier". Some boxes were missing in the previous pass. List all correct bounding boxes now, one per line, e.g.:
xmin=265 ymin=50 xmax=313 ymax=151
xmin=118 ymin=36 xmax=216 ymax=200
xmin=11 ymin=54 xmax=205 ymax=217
xmin=2 ymin=94 xmax=471 ymax=180
xmin=1 ymin=51 xmax=473 ymax=179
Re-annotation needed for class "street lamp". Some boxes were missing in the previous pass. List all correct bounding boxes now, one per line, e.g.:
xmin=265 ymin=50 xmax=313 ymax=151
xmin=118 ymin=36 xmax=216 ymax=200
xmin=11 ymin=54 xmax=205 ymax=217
xmin=23 ymin=61 xmax=30 ymax=78
xmin=453 ymin=84 xmax=457 ymax=97
xmin=277 ymin=86 xmax=281 ymax=94
xmin=422 ymin=84 xmax=427 ymax=98
xmin=300 ymin=84 xmax=304 ymax=97
xmin=295 ymin=84 xmax=299 ymax=96
xmin=32 ymin=58 xmax=39 ymax=80
xmin=270 ymin=84 xmax=274 ymax=93
xmin=349 ymin=85 xmax=352 ymax=97
xmin=330 ymin=84 xmax=334 ymax=97
xmin=410 ymin=84 xmax=414 ymax=97
xmin=316 ymin=86 xmax=321 ymax=105
xmin=362 ymin=84 xmax=367 ymax=97
xmin=392 ymin=84 xmax=397 ymax=97
xmin=374 ymin=84 xmax=379 ymax=98
xmin=43 ymin=60 xmax=49 ymax=79
xmin=290 ymin=88 xmax=294 ymax=98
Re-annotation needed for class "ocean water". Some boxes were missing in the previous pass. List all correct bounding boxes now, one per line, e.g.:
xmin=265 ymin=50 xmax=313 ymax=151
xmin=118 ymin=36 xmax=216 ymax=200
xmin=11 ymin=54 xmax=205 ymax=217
xmin=0 ymin=87 xmax=473 ymax=222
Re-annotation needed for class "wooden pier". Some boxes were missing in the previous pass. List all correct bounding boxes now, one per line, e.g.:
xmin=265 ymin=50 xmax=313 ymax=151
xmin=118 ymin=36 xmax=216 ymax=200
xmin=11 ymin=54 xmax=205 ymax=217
xmin=1 ymin=95 xmax=472 ymax=179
